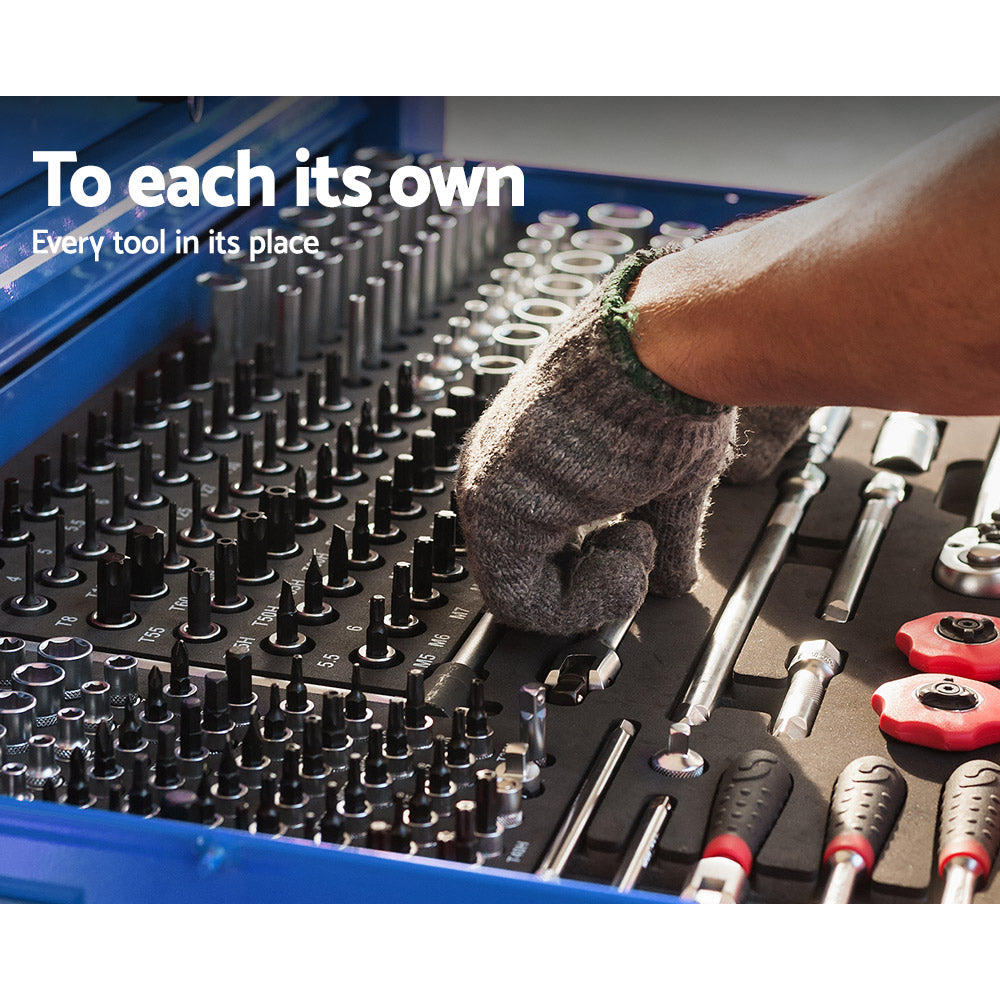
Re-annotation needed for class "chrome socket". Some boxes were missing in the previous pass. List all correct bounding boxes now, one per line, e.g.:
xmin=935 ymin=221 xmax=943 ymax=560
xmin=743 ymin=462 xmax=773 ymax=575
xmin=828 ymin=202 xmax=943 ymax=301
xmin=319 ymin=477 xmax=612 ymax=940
xmin=512 ymin=298 xmax=572 ymax=331
xmin=0 ymin=689 xmax=35 ymax=754
xmin=296 ymin=265 xmax=324 ymax=362
xmin=55 ymin=707 xmax=91 ymax=761
xmin=464 ymin=299 xmax=493 ymax=346
xmin=0 ymin=636 xmax=27 ymax=688
xmin=526 ymin=221 xmax=567 ymax=252
xmin=12 ymin=662 xmax=64 ymax=727
xmin=416 ymin=230 xmax=440 ymax=319
xmin=413 ymin=354 xmax=445 ymax=403
xmin=313 ymin=250 xmax=343 ymax=347
xmin=226 ymin=252 xmax=276 ymax=358
xmin=345 ymin=294 xmax=366 ymax=386
xmin=275 ymin=285 xmax=302 ymax=379
xmin=473 ymin=356 xmax=524 ymax=407
xmin=103 ymin=653 xmax=140 ymax=710
xmin=330 ymin=236 xmax=363 ymax=329
xmin=503 ymin=251 xmax=537 ymax=298
xmin=587 ymin=202 xmax=654 ymax=245
xmin=518 ymin=237 xmax=554 ymax=273
xmin=571 ymin=229 xmax=634 ymax=260
xmin=398 ymin=244 xmax=423 ymax=334
xmin=81 ymin=680 xmax=114 ymax=735
xmin=492 ymin=323 xmax=548 ymax=363
xmin=363 ymin=275 xmax=386 ymax=371
xmin=27 ymin=734 xmax=62 ymax=790
xmin=551 ymin=249 xmax=614 ymax=282
xmin=38 ymin=636 xmax=93 ymax=700
xmin=477 ymin=283 xmax=508 ymax=327
xmin=534 ymin=272 xmax=593 ymax=308
xmin=538 ymin=209 xmax=578 ymax=247
xmin=196 ymin=272 xmax=245 ymax=371
xmin=428 ymin=214 xmax=457 ymax=303
xmin=446 ymin=316 xmax=479 ymax=366
xmin=382 ymin=260 xmax=404 ymax=351
xmin=1 ymin=761 xmax=31 ymax=799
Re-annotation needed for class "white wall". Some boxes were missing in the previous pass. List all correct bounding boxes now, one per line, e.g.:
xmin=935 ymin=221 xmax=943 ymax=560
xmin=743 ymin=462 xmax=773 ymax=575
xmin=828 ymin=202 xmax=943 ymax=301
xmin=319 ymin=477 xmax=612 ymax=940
xmin=444 ymin=97 xmax=995 ymax=195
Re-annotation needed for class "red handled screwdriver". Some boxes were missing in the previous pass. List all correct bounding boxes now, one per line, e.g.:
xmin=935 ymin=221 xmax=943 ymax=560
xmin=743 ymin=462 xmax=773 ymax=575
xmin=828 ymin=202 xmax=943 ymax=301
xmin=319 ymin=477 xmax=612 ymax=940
xmin=937 ymin=760 xmax=1000 ymax=904
xmin=821 ymin=756 xmax=907 ymax=903
xmin=680 ymin=749 xmax=792 ymax=904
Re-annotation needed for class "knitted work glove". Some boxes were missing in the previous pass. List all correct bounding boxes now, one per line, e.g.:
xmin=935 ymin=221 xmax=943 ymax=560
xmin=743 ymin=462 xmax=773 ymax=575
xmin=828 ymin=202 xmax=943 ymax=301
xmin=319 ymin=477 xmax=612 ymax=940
xmin=456 ymin=248 xmax=737 ymax=636
xmin=726 ymin=405 xmax=815 ymax=484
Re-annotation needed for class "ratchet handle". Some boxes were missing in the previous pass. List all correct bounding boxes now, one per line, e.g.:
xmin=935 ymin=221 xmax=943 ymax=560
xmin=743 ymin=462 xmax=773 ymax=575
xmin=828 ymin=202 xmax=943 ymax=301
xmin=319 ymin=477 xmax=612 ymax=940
xmin=703 ymin=749 xmax=793 ymax=874
xmin=823 ymin=756 xmax=907 ymax=873
xmin=938 ymin=760 xmax=1000 ymax=878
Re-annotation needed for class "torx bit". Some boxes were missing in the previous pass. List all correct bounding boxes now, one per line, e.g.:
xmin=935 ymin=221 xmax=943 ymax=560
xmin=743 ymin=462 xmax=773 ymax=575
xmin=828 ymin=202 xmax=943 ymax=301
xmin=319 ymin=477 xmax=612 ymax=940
xmin=163 ymin=502 xmax=191 ymax=573
xmin=466 ymin=679 xmax=494 ymax=760
xmin=112 ymin=702 xmax=149 ymax=769
xmin=371 ymin=477 xmax=403 ymax=544
xmin=175 ymin=696 xmax=209 ymax=784
xmin=69 ymin=484 xmax=109 ymax=560
xmin=344 ymin=664 xmax=373 ymax=742
xmin=178 ymin=478 xmax=215 ymax=548
xmin=297 ymin=555 xmax=335 ymax=624
xmin=211 ymin=740 xmax=248 ymax=823
xmin=237 ymin=510 xmax=273 ymax=585
xmin=204 ymin=456 xmax=240 ymax=522
xmin=333 ymin=422 xmax=362 ymax=485
xmin=89 ymin=721 xmax=125 ymax=800
xmin=252 ymin=775 xmax=286 ymax=838
xmin=25 ymin=454 xmax=59 ymax=520
xmin=55 ymin=432 xmax=85 ymax=496
xmin=110 ymin=388 xmax=140 ymax=451
xmin=126 ymin=754 xmax=157 ymax=818
xmin=3 ymin=542 xmax=55 ymax=618
xmin=181 ymin=399 xmax=213 ymax=464
xmin=156 ymin=420 xmax=189 ymax=487
xmin=82 ymin=411 xmax=113 ymax=474
xmin=349 ymin=501 xmax=382 ymax=569
xmin=65 ymin=746 xmax=96 ymax=808
xmin=233 ymin=359 xmax=261 ymax=422
xmin=431 ymin=510 xmax=464 ymax=581
xmin=354 ymin=401 xmax=384 ymax=463
xmin=301 ymin=715 xmax=332 ymax=797
xmin=362 ymin=723 xmax=392 ymax=809
xmin=403 ymin=669 xmax=434 ymax=758
xmin=160 ymin=349 xmax=190 ymax=410
xmin=178 ymin=566 xmax=222 ymax=642
xmin=236 ymin=712 xmax=270 ymax=792
xmin=100 ymin=465 xmax=137 ymax=535
xmin=322 ymin=351 xmax=351 ymax=414
xmin=386 ymin=563 xmax=420 ymax=636
xmin=353 ymin=595 xmax=398 ymax=668
xmin=39 ymin=512 xmax=83 ymax=588
xmin=293 ymin=467 xmax=321 ymax=532
xmin=88 ymin=551 xmax=137 ymax=629
xmin=311 ymin=442 xmax=344 ymax=509
xmin=384 ymin=699 xmax=414 ymax=784
xmin=232 ymin=432 xmax=263 ymax=499
xmin=337 ymin=753 xmax=373 ymax=837
xmin=202 ymin=672 xmax=234 ymax=757
xmin=278 ymin=743 xmax=309 ymax=833
xmin=184 ymin=334 xmax=214 ymax=391
xmin=139 ymin=665 xmax=173 ymax=740
xmin=303 ymin=369 xmax=330 ymax=432
xmin=410 ymin=536 xmax=443 ymax=608
xmin=261 ymin=683 xmax=293 ymax=763
xmin=324 ymin=525 xmax=360 ymax=597
xmin=390 ymin=454 xmax=422 ymax=519
xmin=265 ymin=581 xmax=308 ymax=654
xmin=280 ymin=655 xmax=314 ymax=735
xmin=320 ymin=692 xmax=352 ymax=773
xmin=345 ymin=294 xmax=367 ymax=387
xmin=126 ymin=442 xmax=163 ymax=511
xmin=253 ymin=342 xmax=280 ymax=403
xmin=211 ymin=537 xmax=246 ymax=611
xmin=224 ymin=647 xmax=256 ymax=739
xmin=475 ymin=769 xmax=504 ymax=858
xmin=260 ymin=486 xmax=298 ymax=560
xmin=411 ymin=431 xmax=442 ymax=496
xmin=127 ymin=524 xmax=168 ymax=600
xmin=255 ymin=412 xmax=288 ymax=477
xmin=431 ymin=407 xmax=458 ymax=471
xmin=167 ymin=638 xmax=197 ymax=707
xmin=279 ymin=390 xmax=308 ymax=454
xmin=446 ymin=709 xmax=476 ymax=791
xmin=320 ymin=781 xmax=348 ymax=845
xmin=207 ymin=380 xmax=236 ymax=442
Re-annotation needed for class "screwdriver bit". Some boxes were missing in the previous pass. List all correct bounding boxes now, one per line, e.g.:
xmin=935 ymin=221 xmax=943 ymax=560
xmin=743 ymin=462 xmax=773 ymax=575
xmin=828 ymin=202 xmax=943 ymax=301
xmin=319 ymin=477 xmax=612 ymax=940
xmin=321 ymin=692 xmax=353 ymax=773
xmin=202 ymin=672 xmax=234 ymax=756
xmin=166 ymin=639 xmax=197 ymax=708
xmin=376 ymin=381 xmax=403 ymax=441
xmin=465 ymin=678 xmax=495 ymax=759
xmin=292 ymin=467 xmax=321 ymax=532
xmin=453 ymin=800 xmax=482 ymax=864
xmin=256 ymin=411 xmax=289 ymax=476
xmin=89 ymin=721 xmax=125 ymax=800
xmin=126 ymin=442 xmax=163 ymax=511
xmin=362 ymin=723 xmax=392 ymax=810
xmin=178 ymin=478 xmax=216 ymax=548
xmin=180 ymin=399 xmax=213 ymax=464
xmin=337 ymin=753 xmax=373 ymax=838
xmin=54 ymin=432 xmax=85 ymax=497
xmin=175 ymin=696 xmax=210 ymax=784
xmin=109 ymin=388 xmax=141 ymax=451
xmin=352 ymin=595 xmax=399 ymax=668
xmin=332 ymin=422 xmax=363 ymax=486
xmin=224 ymin=647 xmax=257 ymax=739
xmin=278 ymin=390 xmax=308 ymax=454
xmin=344 ymin=664 xmax=373 ymax=742
xmin=207 ymin=380 xmax=237 ymax=442
xmin=349 ymin=501 xmax=382 ymax=570
xmin=232 ymin=432 xmax=263 ymax=499
xmin=278 ymin=743 xmax=309 ymax=833
xmin=25 ymin=454 xmax=59 ymax=520
xmin=411 ymin=430 xmax=442 ymax=495
xmin=300 ymin=715 xmax=332 ymax=796
xmin=113 ymin=703 xmax=149 ymax=768
xmin=65 ymin=746 xmax=96 ymax=808
xmin=320 ymin=781 xmax=348 ymax=845
xmin=427 ymin=735 xmax=457 ymax=818
xmin=233 ymin=359 xmax=261 ymax=422
xmin=236 ymin=711 xmax=271 ymax=792
xmin=475 ymin=769 xmax=504 ymax=858
xmin=156 ymin=421 xmax=189 ymax=487
xmin=410 ymin=537 xmax=443 ymax=608
xmin=280 ymin=655 xmax=314 ymax=734
xmin=261 ymin=684 xmax=293 ymax=762
xmin=265 ymin=581 xmax=308 ymax=654
xmin=126 ymin=525 xmax=168 ymax=600
xmin=211 ymin=740 xmax=248 ymax=823
xmin=212 ymin=537 xmax=247 ymax=611
xmin=389 ymin=792 xmax=416 ymax=855
xmin=126 ymin=754 xmax=157 ymax=818
xmin=178 ymin=566 xmax=222 ymax=642
xmin=390 ymin=454 xmax=422 ymax=519
xmin=370 ymin=477 xmax=403 ymax=544
xmin=310 ymin=443 xmax=344 ymax=509
xmin=405 ymin=765 xmax=439 ymax=850
xmin=204 ymin=456 xmax=240 ymax=523
xmin=303 ymin=370 xmax=330 ymax=433
xmin=446 ymin=709 xmax=476 ymax=791
xmin=355 ymin=401 xmax=385 ymax=463
xmin=322 ymin=351 xmax=351 ymax=414
xmin=163 ymin=503 xmax=192 ymax=573
xmin=88 ymin=552 xmax=137 ymax=629
xmin=139 ymin=665 xmax=173 ymax=740
xmin=324 ymin=525 xmax=361 ymax=597
xmin=260 ymin=486 xmax=298 ymax=559
xmin=403 ymin=669 xmax=434 ymax=759
xmin=236 ymin=510 xmax=273 ymax=585
xmin=394 ymin=360 xmax=421 ymax=421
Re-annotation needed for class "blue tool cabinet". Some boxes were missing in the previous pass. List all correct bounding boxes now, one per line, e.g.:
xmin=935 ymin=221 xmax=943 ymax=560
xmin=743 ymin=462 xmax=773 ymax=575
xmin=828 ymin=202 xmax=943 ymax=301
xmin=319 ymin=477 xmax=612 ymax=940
xmin=0 ymin=96 xmax=794 ymax=902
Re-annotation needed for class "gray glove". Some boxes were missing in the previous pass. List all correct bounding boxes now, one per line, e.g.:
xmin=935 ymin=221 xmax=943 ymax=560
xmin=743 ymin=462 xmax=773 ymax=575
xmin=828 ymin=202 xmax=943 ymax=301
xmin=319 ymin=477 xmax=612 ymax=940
xmin=727 ymin=405 xmax=815 ymax=484
xmin=456 ymin=249 xmax=737 ymax=636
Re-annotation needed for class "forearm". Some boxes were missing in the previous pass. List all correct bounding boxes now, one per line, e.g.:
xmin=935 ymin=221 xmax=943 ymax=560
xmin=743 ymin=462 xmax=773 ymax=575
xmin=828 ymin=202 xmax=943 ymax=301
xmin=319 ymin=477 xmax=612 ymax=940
xmin=629 ymin=104 xmax=1000 ymax=415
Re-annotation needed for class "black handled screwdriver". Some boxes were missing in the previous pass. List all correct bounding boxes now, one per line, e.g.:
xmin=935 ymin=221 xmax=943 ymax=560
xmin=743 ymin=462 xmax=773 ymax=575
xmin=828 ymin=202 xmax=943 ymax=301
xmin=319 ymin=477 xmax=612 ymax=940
xmin=821 ymin=755 xmax=907 ymax=904
xmin=937 ymin=759 xmax=1000 ymax=904
xmin=680 ymin=749 xmax=792 ymax=904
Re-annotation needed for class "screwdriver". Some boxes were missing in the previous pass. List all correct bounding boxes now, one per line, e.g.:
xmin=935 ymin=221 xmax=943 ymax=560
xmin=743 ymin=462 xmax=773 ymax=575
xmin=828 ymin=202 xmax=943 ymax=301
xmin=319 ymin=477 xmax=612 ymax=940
xmin=680 ymin=749 xmax=792 ymax=904
xmin=937 ymin=759 xmax=1000 ymax=904
xmin=820 ymin=756 xmax=907 ymax=904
